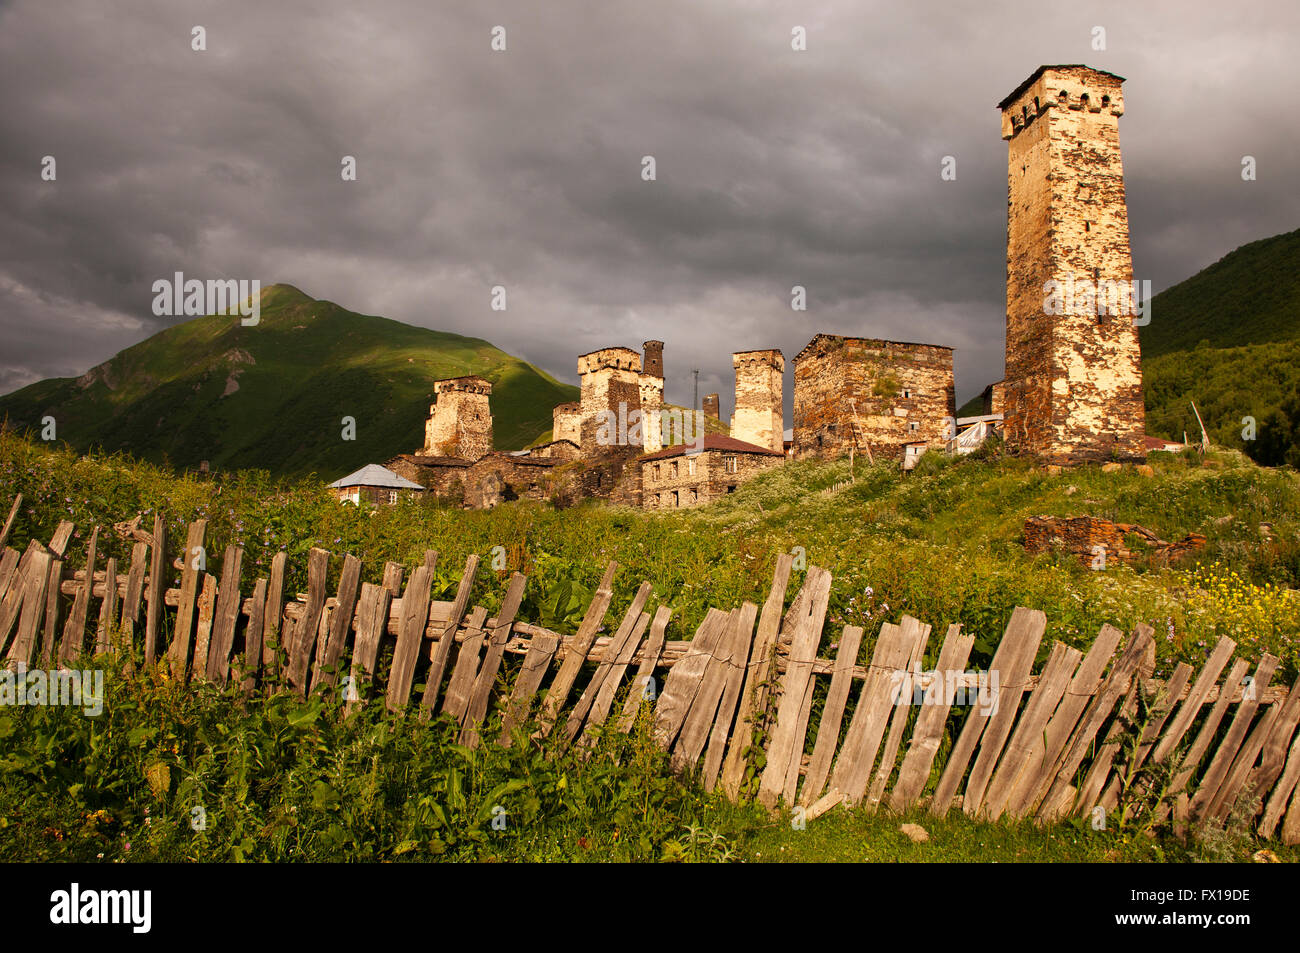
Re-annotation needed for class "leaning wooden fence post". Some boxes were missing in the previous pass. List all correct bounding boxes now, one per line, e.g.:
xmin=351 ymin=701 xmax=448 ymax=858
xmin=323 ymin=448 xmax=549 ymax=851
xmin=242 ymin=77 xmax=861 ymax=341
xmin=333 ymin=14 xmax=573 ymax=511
xmin=60 ymin=527 xmax=99 ymax=664
xmin=167 ymin=519 xmax=207 ymax=679
xmin=143 ymin=512 xmax=167 ymax=668
xmin=720 ymin=552 xmax=794 ymax=799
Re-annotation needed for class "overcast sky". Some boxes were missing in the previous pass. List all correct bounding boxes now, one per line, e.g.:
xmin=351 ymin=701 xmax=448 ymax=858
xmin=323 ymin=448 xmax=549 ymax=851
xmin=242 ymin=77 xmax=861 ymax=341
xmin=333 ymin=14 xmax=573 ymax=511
xmin=2 ymin=0 xmax=1297 ymax=419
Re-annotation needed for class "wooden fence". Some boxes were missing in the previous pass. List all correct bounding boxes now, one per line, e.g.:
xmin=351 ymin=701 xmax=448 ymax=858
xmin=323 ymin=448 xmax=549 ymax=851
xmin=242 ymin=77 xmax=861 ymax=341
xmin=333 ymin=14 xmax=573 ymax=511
xmin=2 ymin=493 xmax=1298 ymax=843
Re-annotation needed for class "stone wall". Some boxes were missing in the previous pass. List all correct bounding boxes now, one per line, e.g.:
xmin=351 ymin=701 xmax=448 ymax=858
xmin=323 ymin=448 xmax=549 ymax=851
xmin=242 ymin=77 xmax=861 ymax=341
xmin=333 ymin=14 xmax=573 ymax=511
xmin=577 ymin=347 xmax=644 ymax=454
xmin=422 ymin=376 xmax=493 ymax=460
xmin=792 ymin=335 xmax=955 ymax=461
xmin=1001 ymin=65 xmax=1146 ymax=464
xmin=641 ymin=445 xmax=782 ymax=510
xmin=552 ymin=402 xmax=581 ymax=445
xmin=731 ymin=350 xmax=784 ymax=453
xmin=387 ymin=454 xmax=471 ymax=505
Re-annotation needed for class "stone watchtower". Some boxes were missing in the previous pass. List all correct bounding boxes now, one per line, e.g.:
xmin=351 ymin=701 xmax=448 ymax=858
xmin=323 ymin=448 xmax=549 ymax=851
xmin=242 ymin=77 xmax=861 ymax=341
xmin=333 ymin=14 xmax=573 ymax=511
xmin=422 ymin=375 xmax=493 ymax=460
xmin=639 ymin=341 xmax=665 ymax=453
xmin=731 ymin=350 xmax=784 ymax=453
xmin=577 ymin=347 xmax=643 ymax=453
xmin=1000 ymin=64 xmax=1146 ymax=464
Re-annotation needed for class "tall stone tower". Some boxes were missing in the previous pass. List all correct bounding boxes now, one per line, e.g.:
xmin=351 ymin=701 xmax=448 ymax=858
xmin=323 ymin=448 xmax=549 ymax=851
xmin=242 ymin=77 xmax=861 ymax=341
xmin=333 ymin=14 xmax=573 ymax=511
xmin=640 ymin=341 xmax=665 ymax=453
xmin=422 ymin=376 xmax=493 ymax=460
xmin=731 ymin=350 xmax=784 ymax=453
xmin=1000 ymin=64 xmax=1145 ymax=464
xmin=577 ymin=347 xmax=643 ymax=453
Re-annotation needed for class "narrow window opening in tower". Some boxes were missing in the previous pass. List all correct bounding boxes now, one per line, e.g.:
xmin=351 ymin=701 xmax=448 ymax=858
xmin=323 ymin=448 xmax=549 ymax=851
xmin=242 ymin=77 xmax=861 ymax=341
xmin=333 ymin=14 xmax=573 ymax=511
xmin=1101 ymin=94 xmax=1110 ymax=108
xmin=1058 ymin=90 xmax=1068 ymax=104
xmin=1080 ymin=92 xmax=1090 ymax=109
xmin=1085 ymin=221 xmax=1090 ymax=232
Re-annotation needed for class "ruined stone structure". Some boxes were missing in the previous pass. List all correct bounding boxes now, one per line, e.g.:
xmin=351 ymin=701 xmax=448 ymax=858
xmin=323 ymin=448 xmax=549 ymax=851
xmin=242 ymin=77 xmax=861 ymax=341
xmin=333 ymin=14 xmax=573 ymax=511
xmin=552 ymin=402 xmax=580 ymax=445
xmin=792 ymin=335 xmax=955 ymax=461
xmin=641 ymin=435 xmax=783 ymax=510
xmin=1000 ymin=65 xmax=1146 ymax=464
xmin=730 ymin=350 xmax=784 ymax=454
xmin=421 ymin=376 xmax=493 ymax=461
xmin=702 ymin=393 xmax=721 ymax=421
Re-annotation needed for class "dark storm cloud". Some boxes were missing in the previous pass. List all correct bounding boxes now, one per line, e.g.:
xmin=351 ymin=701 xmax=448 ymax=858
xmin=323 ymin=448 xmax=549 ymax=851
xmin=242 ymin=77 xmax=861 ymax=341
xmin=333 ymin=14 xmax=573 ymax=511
xmin=2 ymin=0 xmax=1297 ymax=419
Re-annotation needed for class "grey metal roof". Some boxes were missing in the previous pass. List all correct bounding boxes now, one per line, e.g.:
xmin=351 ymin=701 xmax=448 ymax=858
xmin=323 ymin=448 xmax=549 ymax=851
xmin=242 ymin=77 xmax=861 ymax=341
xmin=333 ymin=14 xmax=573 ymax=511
xmin=328 ymin=464 xmax=424 ymax=490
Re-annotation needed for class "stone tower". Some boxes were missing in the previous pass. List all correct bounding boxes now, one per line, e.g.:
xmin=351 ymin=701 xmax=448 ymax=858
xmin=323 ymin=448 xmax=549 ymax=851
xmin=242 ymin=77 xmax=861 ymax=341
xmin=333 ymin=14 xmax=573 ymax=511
xmin=577 ymin=347 xmax=643 ymax=452
xmin=1000 ymin=64 xmax=1145 ymax=464
xmin=422 ymin=376 xmax=493 ymax=460
xmin=731 ymin=350 xmax=784 ymax=453
xmin=640 ymin=341 xmax=665 ymax=453
xmin=702 ymin=393 xmax=720 ymax=421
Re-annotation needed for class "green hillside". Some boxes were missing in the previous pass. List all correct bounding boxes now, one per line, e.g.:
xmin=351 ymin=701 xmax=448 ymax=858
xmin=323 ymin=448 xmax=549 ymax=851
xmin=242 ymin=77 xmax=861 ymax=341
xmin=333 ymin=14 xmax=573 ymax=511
xmin=1139 ymin=227 xmax=1300 ymax=359
xmin=0 ymin=284 xmax=577 ymax=478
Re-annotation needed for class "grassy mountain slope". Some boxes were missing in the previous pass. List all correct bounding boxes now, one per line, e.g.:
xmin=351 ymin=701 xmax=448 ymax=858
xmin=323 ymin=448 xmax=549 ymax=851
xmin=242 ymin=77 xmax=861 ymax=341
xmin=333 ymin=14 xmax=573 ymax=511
xmin=1139 ymin=227 xmax=1300 ymax=359
xmin=0 ymin=284 xmax=577 ymax=478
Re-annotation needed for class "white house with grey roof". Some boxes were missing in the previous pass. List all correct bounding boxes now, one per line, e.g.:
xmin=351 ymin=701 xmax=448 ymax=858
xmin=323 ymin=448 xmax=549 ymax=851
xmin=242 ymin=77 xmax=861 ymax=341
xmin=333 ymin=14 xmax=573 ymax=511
xmin=328 ymin=464 xmax=424 ymax=505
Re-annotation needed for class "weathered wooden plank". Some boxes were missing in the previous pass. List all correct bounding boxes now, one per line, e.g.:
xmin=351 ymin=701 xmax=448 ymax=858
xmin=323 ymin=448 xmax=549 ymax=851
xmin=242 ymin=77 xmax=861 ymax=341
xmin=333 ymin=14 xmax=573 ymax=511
xmin=381 ymin=561 xmax=404 ymax=597
xmin=48 ymin=521 xmax=75 ymax=558
xmin=239 ymin=578 xmax=268 ymax=694
xmin=563 ymin=581 xmax=653 ymax=744
xmin=720 ymin=553 xmax=794 ymax=799
xmin=1099 ymin=659 xmax=1193 ymax=816
xmin=312 ymin=553 xmax=361 ymax=692
xmin=461 ymin=572 xmax=528 ymax=745
xmin=1282 ymin=788 xmax=1300 ymax=845
xmin=0 ymin=494 xmax=19 ymax=550
xmin=758 ymin=567 xmax=832 ymax=810
xmin=167 ymin=520 xmax=206 ymax=677
xmin=119 ymin=541 xmax=147 ymax=642
xmin=285 ymin=547 xmax=330 ymax=694
xmin=143 ymin=512 xmax=166 ymax=668
xmin=6 ymin=546 xmax=51 ymax=669
xmin=981 ymin=642 xmax=1080 ymax=820
xmin=929 ymin=607 xmax=1046 ymax=816
xmin=1246 ymin=674 xmax=1300 ymax=805
xmin=1207 ymin=701 xmax=1282 ymax=826
xmin=499 ymin=631 xmax=559 ymax=744
xmin=424 ymin=554 xmax=481 ymax=718
xmin=618 ymin=604 xmax=669 ymax=733
xmin=261 ymin=550 xmax=288 ymax=685
xmin=94 ymin=557 xmax=119 ymax=655
xmin=59 ymin=528 xmax=98 ymax=664
xmin=701 ymin=603 xmax=757 ymax=793
xmin=1187 ymin=654 xmax=1279 ymax=822
xmin=890 ymin=625 xmax=975 ymax=812
xmin=959 ymin=608 xmax=1046 ymax=817
xmin=1075 ymin=629 xmax=1157 ymax=816
xmin=789 ymin=624 xmax=866 ymax=809
xmin=867 ymin=615 xmax=933 ymax=810
xmin=1037 ymin=626 xmax=1154 ymax=822
xmin=1149 ymin=636 xmax=1237 ymax=766
xmin=39 ymin=558 xmax=63 ymax=665
xmin=653 ymin=608 xmax=730 ymax=750
xmin=1260 ymin=727 xmax=1300 ymax=839
xmin=347 ymin=581 xmax=392 ymax=713
xmin=1006 ymin=623 xmax=1124 ymax=819
xmin=441 ymin=605 xmax=488 ymax=723
xmin=829 ymin=622 xmax=914 ymax=807
xmin=0 ymin=542 xmax=41 ymax=658
xmin=188 ymin=574 xmax=216 ymax=683
xmin=0 ymin=548 xmax=19 ymax=604
xmin=386 ymin=564 xmax=434 ymax=712
xmin=1159 ymin=657 xmax=1254 ymax=813
xmin=205 ymin=545 xmax=244 ymax=685
xmin=536 ymin=561 xmax=617 ymax=735
xmin=674 ymin=607 xmax=747 ymax=775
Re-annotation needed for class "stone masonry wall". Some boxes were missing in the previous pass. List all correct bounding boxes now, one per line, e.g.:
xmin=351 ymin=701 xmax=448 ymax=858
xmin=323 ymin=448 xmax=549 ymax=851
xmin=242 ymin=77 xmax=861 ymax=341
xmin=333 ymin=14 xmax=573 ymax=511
xmin=422 ymin=377 xmax=493 ymax=460
xmin=1002 ymin=65 xmax=1146 ymax=464
xmin=731 ymin=350 xmax=784 ymax=453
xmin=642 ymin=449 xmax=781 ymax=510
xmin=792 ymin=336 xmax=955 ymax=461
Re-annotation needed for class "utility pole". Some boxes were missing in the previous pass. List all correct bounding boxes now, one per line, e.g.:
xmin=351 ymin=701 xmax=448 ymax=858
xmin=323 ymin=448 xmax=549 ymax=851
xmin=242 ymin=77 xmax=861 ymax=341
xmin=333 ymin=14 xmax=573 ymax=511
xmin=692 ymin=369 xmax=700 ymax=412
